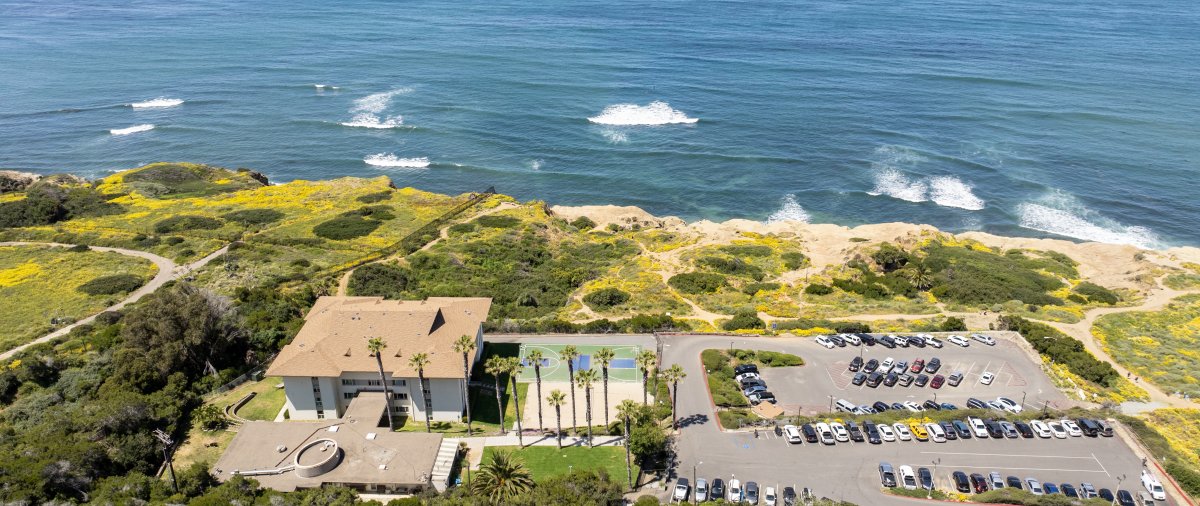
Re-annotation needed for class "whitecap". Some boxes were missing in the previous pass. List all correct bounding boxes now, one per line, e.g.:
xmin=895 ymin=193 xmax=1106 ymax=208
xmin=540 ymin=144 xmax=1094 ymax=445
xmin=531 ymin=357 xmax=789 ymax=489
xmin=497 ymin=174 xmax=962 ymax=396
xmin=601 ymin=129 xmax=629 ymax=144
xmin=110 ymin=124 xmax=155 ymax=135
xmin=528 ymin=159 xmax=543 ymax=171
xmin=314 ymin=84 xmax=340 ymax=90
xmin=928 ymin=176 xmax=985 ymax=210
xmin=766 ymin=194 xmax=810 ymax=224
xmin=1017 ymin=192 xmax=1162 ymax=249
xmin=587 ymin=101 xmax=698 ymax=125
xmin=130 ymin=98 xmax=183 ymax=108
xmin=364 ymin=153 xmax=430 ymax=168
xmin=341 ymin=88 xmax=412 ymax=128
xmin=341 ymin=114 xmax=404 ymax=129
xmin=868 ymin=168 xmax=928 ymax=203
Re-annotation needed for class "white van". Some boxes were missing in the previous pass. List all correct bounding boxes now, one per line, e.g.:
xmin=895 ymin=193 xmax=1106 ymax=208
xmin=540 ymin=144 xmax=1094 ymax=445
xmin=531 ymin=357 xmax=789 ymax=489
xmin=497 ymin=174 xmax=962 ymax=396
xmin=972 ymin=333 xmax=996 ymax=346
xmin=967 ymin=416 xmax=990 ymax=438
xmin=835 ymin=399 xmax=857 ymax=413
xmin=1142 ymin=470 xmax=1166 ymax=501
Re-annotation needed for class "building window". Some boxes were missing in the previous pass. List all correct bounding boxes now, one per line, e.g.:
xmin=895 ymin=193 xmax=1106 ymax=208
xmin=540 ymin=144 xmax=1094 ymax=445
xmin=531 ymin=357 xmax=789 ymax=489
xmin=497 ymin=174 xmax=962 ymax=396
xmin=315 ymin=400 xmax=324 ymax=409
xmin=316 ymin=411 xmax=325 ymax=419
xmin=341 ymin=379 xmax=356 ymax=386
xmin=343 ymin=392 xmax=356 ymax=400
xmin=367 ymin=379 xmax=381 ymax=386
xmin=395 ymin=406 xmax=409 ymax=413
xmin=391 ymin=379 xmax=406 ymax=386
xmin=396 ymin=393 xmax=409 ymax=400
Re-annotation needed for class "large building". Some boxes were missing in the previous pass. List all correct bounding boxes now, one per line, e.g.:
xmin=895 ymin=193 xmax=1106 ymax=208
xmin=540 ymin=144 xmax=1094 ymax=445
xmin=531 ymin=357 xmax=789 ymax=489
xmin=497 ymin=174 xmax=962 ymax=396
xmin=267 ymin=296 xmax=491 ymax=423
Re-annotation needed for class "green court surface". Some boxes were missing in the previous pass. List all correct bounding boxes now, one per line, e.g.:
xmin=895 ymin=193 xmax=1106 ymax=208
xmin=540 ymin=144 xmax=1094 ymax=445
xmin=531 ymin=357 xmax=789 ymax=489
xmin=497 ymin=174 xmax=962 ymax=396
xmin=516 ymin=344 xmax=643 ymax=383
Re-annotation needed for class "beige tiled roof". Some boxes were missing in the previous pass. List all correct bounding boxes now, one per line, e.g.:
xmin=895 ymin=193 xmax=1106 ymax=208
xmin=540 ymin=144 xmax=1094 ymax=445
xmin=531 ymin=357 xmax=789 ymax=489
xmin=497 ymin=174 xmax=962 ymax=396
xmin=267 ymin=296 xmax=490 ymax=379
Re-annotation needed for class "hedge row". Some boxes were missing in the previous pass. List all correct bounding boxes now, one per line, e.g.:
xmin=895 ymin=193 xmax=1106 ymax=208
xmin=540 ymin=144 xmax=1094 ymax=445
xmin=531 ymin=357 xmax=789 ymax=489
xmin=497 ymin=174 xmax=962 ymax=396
xmin=999 ymin=315 xmax=1119 ymax=386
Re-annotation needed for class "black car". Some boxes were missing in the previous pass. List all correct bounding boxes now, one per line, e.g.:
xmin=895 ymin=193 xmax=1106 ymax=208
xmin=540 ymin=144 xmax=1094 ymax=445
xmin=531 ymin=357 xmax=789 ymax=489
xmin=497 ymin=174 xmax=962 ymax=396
xmin=782 ymin=486 xmax=797 ymax=506
xmin=867 ymin=372 xmax=885 ymax=388
xmin=1116 ymin=490 xmax=1135 ymax=506
xmin=711 ymin=479 xmax=725 ymax=501
xmin=829 ymin=335 xmax=846 ymax=347
xmin=879 ymin=335 xmax=897 ymax=348
xmin=739 ymin=377 xmax=765 ymax=389
xmin=878 ymin=463 xmax=897 ymax=488
xmin=923 ymin=400 xmax=941 ymax=411
xmin=966 ymin=397 xmax=988 ymax=409
xmin=847 ymin=421 xmax=865 ymax=442
xmin=866 ymin=425 xmax=882 ymax=444
xmin=849 ymin=356 xmax=864 ymax=372
xmin=746 ymin=481 xmax=760 ymax=503
xmin=852 ymin=372 xmax=868 ymax=386
xmin=801 ymin=423 xmax=819 ymax=443
xmin=925 ymin=357 xmax=941 ymax=374
xmin=1007 ymin=476 xmax=1023 ymax=490
xmin=864 ymin=358 xmax=880 ymax=372
xmin=952 ymin=420 xmax=973 ymax=439
xmin=884 ymin=372 xmax=899 ymax=387
xmin=1060 ymin=483 xmax=1078 ymax=498
xmin=1077 ymin=418 xmax=1101 ymax=437
xmin=914 ymin=374 xmax=930 ymax=387
xmin=984 ymin=420 xmax=1005 ymax=438
xmin=918 ymin=467 xmax=934 ymax=490
xmin=970 ymin=473 xmax=989 ymax=493
xmin=953 ymin=471 xmax=970 ymax=493
xmin=1014 ymin=421 xmax=1034 ymax=438
xmin=940 ymin=421 xmax=958 ymax=440
xmin=734 ymin=364 xmax=759 ymax=375
xmin=1099 ymin=489 xmax=1115 ymax=502
xmin=872 ymin=401 xmax=891 ymax=412
xmin=860 ymin=334 xmax=877 ymax=346
xmin=750 ymin=391 xmax=776 ymax=405
xmin=890 ymin=402 xmax=905 ymax=411
xmin=910 ymin=335 xmax=927 ymax=348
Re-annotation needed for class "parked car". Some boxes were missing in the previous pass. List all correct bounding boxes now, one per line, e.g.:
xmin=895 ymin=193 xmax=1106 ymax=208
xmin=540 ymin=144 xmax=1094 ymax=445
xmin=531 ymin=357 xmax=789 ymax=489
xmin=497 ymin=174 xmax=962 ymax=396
xmin=909 ymin=422 xmax=929 ymax=441
xmin=835 ymin=399 xmax=857 ymax=413
xmin=968 ymin=416 xmax=990 ymax=438
xmin=1060 ymin=483 xmax=1078 ymax=498
xmin=953 ymin=471 xmax=970 ymax=493
xmin=893 ymin=423 xmax=913 ymax=441
xmin=949 ymin=335 xmax=970 ymax=347
xmin=894 ymin=335 xmax=910 ymax=347
xmin=696 ymin=478 xmax=709 ymax=502
xmin=1061 ymin=419 xmax=1083 ymax=437
xmin=783 ymin=424 xmax=803 ymax=444
xmin=919 ymin=467 xmax=934 ymax=490
xmin=893 ymin=360 xmax=909 ymax=374
xmin=865 ymin=423 xmax=882 ymax=444
xmin=743 ymin=384 xmax=768 ymax=396
xmin=1027 ymin=478 xmax=1043 ymax=495
xmin=880 ymin=357 xmax=895 ymax=370
xmin=925 ymin=357 xmax=942 ymax=373
xmin=941 ymin=402 xmax=958 ymax=410
xmin=972 ymin=333 xmax=996 ymax=346
xmin=999 ymin=421 xmax=1019 ymax=438
xmin=828 ymin=334 xmax=846 ymax=347
xmin=987 ymin=400 xmax=1005 ymax=412
xmin=830 ymin=422 xmax=850 ymax=442
xmin=989 ymin=472 xmax=1005 ymax=490
xmin=910 ymin=359 xmax=926 ymax=373
xmin=1081 ymin=482 xmax=1098 ymax=498
xmin=1014 ymin=421 xmax=1034 ymax=438
xmin=925 ymin=422 xmax=947 ymax=442
xmin=952 ymin=420 xmax=973 ymax=439
xmin=728 ymin=479 xmax=743 ymax=502
xmin=801 ymin=423 xmax=819 ymax=443
xmin=1100 ymin=488 xmax=1115 ymax=502
xmin=735 ymin=371 xmax=762 ymax=383
xmin=764 ymin=486 xmax=778 ymax=506
xmin=879 ymin=335 xmax=896 ymax=348
xmin=947 ymin=371 xmax=964 ymax=386
xmin=782 ymin=486 xmax=796 ymax=506
xmin=1116 ymin=490 xmax=1136 ymax=506
xmin=930 ymin=374 xmax=945 ymax=389
xmin=1007 ymin=476 xmax=1023 ymax=490
xmin=1048 ymin=421 xmax=1068 ymax=439
xmin=899 ymin=465 xmax=918 ymax=490
xmin=711 ymin=479 xmax=726 ymax=502
xmin=966 ymin=397 xmax=988 ymax=409
xmin=910 ymin=334 xmax=927 ymax=348
xmin=879 ymin=463 xmax=897 ymax=487
xmin=746 ymin=482 xmax=760 ymax=504
xmin=1078 ymin=418 xmax=1101 ymax=437
xmin=749 ymin=391 xmax=776 ymax=405
xmin=884 ymin=372 xmax=899 ymax=387
xmin=849 ymin=356 xmax=864 ymax=372
xmin=940 ymin=421 xmax=959 ymax=440
xmin=864 ymin=358 xmax=880 ymax=372
xmin=984 ymin=419 xmax=1005 ymax=438
xmin=1137 ymin=491 xmax=1158 ymax=505
xmin=1030 ymin=419 xmax=1053 ymax=438
xmin=860 ymin=334 xmax=877 ymax=346
xmin=926 ymin=336 xmax=944 ymax=348
xmin=842 ymin=334 xmax=862 ymax=346
xmin=815 ymin=335 xmax=835 ymax=349
xmin=850 ymin=371 xmax=868 ymax=386
xmin=971 ymin=473 xmax=989 ymax=493
xmin=914 ymin=374 xmax=930 ymax=387
xmin=1142 ymin=470 xmax=1167 ymax=501
xmin=923 ymin=400 xmax=942 ymax=411
xmin=903 ymin=401 xmax=924 ymax=412
xmin=735 ymin=364 xmax=759 ymax=375
xmin=816 ymin=422 xmax=836 ymax=445
xmin=877 ymin=423 xmax=897 ymax=442
xmin=897 ymin=374 xmax=914 ymax=387
xmin=1043 ymin=482 xmax=1059 ymax=495
xmin=866 ymin=372 xmax=885 ymax=388
xmin=846 ymin=421 xmax=865 ymax=442
xmin=996 ymin=397 xmax=1023 ymax=413
xmin=1097 ymin=419 xmax=1115 ymax=437
xmin=980 ymin=372 xmax=995 ymax=385
xmin=872 ymin=401 xmax=891 ymax=412
xmin=673 ymin=478 xmax=690 ymax=502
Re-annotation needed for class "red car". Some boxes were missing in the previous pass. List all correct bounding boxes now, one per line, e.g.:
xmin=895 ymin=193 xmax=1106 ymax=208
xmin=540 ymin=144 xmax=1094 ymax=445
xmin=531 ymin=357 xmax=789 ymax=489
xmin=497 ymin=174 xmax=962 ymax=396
xmin=910 ymin=359 xmax=925 ymax=374
xmin=930 ymin=374 xmax=945 ymax=389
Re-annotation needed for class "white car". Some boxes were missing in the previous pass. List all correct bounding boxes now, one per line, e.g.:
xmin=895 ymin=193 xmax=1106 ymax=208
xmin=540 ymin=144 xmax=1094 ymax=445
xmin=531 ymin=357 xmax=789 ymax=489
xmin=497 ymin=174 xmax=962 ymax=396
xmin=735 ymin=371 xmax=761 ymax=382
xmin=894 ymin=335 xmax=910 ymax=347
xmin=815 ymin=335 xmax=836 ymax=349
xmin=880 ymin=357 xmax=895 ymax=371
xmin=972 ymin=333 xmax=996 ymax=346
xmin=728 ymin=479 xmax=743 ymax=502
xmin=1048 ymin=421 xmax=1068 ymax=439
xmin=765 ymin=486 xmax=778 ymax=506
xmin=1143 ymin=470 xmax=1167 ymax=501
xmin=1030 ymin=419 xmax=1053 ymax=438
xmin=899 ymin=465 xmax=918 ymax=490
xmin=674 ymin=479 xmax=690 ymax=502
xmin=816 ymin=422 xmax=836 ymax=445
xmin=696 ymin=479 xmax=709 ymax=502
xmin=979 ymin=372 xmax=995 ymax=385
xmin=841 ymin=333 xmax=861 ymax=346
xmin=783 ymin=424 xmax=803 ymax=444
xmin=925 ymin=422 xmax=947 ymax=443
xmin=949 ymin=335 xmax=970 ymax=347
xmin=1027 ymin=478 xmax=1043 ymax=495
xmin=1061 ymin=419 xmax=1083 ymax=437
xmin=877 ymin=423 xmax=897 ymax=442
xmin=893 ymin=423 xmax=913 ymax=441
xmin=903 ymin=401 xmax=924 ymax=413
xmin=986 ymin=400 xmax=1005 ymax=412
xmin=831 ymin=422 xmax=850 ymax=442
xmin=926 ymin=336 xmax=944 ymax=348
xmin=996 ymin=397 xmax=1023 ymax=413
xmin=968 ymin=416 xmax=990 ymax=438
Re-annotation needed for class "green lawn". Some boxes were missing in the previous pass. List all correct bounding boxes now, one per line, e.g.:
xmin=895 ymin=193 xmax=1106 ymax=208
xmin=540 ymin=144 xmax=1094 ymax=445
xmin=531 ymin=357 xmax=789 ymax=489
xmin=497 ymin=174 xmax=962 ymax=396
xmin=235 ymin=378 xmax=287 ymax=421
xmin=481 ymin=445 xmax=636 ymax=482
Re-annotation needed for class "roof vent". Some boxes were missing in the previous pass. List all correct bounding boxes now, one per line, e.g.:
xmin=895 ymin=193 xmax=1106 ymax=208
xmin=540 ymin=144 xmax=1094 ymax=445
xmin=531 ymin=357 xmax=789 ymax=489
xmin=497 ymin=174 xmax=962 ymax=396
xmin=366 ymin=432 xmax=377 ymax=440
xmin=344 ymin=348 xmax=352 ymax=357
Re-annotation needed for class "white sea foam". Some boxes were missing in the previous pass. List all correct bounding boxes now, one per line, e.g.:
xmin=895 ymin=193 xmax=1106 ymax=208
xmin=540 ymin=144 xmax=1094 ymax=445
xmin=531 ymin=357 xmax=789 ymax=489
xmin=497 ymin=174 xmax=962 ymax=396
xmin=110 ymin=124 xmax=155 ymax=135
xmin=868 ymin=168 xmax=928 ymax=203
xmin=341 ymin=88 xmax=411 ymax=128
xmin=130 ymin=98 xmax=183 ymax=108
xmin=528 ymin=159 xmax=543 ymax=171
xmin=866 ymin=145 xmax=985 ymax=210
xmin=314 ymin=84 xmax=340 ymax=90
xmin=364 ymin=153 xmax=430 ymax=168
xmin=928 ymin=176 xmax=985 ymax=210
xmin=1017 ymin=192 xmax=1162 ymax=249
xmin=601 ymin=129 xmax=629 ymax=144
xmin=588 ymin=101 xmax=698 ymax=125
xmin=767 ymin=194 xmax=810 ymax=223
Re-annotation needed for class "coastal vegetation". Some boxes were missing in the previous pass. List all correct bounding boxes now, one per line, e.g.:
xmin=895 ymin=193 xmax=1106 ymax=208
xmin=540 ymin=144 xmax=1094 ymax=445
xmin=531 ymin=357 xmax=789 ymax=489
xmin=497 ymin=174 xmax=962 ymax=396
xmin=1092 ymin=294 xmax=1200 ymax=398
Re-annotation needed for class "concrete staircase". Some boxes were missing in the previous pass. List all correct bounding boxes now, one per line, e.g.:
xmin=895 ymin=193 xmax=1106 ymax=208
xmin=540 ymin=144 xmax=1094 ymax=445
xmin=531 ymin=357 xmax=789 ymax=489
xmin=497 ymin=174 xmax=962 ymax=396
xmin=430 ymin=438 xmax=460 ymax=492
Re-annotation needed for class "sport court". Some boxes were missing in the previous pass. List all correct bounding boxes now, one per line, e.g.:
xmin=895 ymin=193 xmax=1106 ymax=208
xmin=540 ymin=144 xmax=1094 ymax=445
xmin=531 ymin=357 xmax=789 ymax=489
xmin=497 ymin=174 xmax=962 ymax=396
xmin=516 ymin=343 xmax=648 ymax=430
xmin=516 ymin=344 xmax=643 ymax=383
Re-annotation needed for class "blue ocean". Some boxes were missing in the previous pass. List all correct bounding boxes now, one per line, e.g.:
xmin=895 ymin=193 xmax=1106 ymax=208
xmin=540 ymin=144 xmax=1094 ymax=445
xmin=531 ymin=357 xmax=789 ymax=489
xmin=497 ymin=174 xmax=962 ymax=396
xmin=1 ymin=0 xmax=1197 ymax=248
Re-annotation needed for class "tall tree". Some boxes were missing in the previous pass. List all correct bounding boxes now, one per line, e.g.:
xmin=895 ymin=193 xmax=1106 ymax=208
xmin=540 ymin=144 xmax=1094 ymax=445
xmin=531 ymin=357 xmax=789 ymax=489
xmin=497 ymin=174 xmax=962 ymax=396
xmin=470 ymin=450 xmax=534 ymax=504
xmin=561 ymin=345 xmax=580 ymax=434
xmin=662 ymin=364 xmax=687 ymax=430
xmin=367 ymin=337 xmax=396 ymax=431
xmin=616 ymin=399 xmax=639 ymax=491
xmin=484 ymin=355 xmax=508 ymax=435
xmin=547 ymin=389 xmax=566 ymax=449
xmin=594 ymin=347 xmax=615 ymax=426
xmin=452 ymin=334 xmax=477 ymax=435
xmin=635 ymin=349 xmax=657 ymax=405
xmin=408 ymin=352 xmax=432 ymax=433
xmin=904 ymin=260 xmax=933 ymax=291
xmin=526 ymin=349 xmax=546 ymax=431
xmin=504 ymin=357 xmax=526 ymax=447
xmin=575 ymin=368 xmax=599 ymax=447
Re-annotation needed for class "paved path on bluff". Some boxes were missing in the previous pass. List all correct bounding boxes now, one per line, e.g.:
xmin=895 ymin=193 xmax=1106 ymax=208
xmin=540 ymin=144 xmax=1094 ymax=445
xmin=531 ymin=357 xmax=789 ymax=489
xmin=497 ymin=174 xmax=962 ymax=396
xmin=0 ymin=241 xmax=230 ymax=361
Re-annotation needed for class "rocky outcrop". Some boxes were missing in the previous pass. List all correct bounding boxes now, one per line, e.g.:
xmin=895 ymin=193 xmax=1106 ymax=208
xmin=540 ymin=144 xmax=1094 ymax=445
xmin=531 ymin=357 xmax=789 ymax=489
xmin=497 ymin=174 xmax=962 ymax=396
xmin=0 ymin=170 xmax=41 ymax=193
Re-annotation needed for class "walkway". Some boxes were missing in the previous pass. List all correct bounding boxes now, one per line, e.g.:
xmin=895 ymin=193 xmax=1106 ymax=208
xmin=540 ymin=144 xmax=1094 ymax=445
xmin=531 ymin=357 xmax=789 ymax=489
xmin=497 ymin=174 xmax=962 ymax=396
xmin=0 ymin=241 xmax=231 ymax=360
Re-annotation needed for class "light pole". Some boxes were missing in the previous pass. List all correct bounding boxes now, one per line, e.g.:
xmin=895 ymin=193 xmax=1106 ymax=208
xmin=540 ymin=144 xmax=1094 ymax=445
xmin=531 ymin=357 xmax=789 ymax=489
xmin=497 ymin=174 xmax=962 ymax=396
xmin=152 ymin=429 xmax=178 ymax=494
xmin=730 ymin=341 xmax=734 ymax=353
xmin=1112 ymin=474 xmax=1125 ymax=506
xmin=930 ymin=458 xmax=940 ymax=499
xmin=693 ymin=461 xmax=702 ymax=505
xmin=1021 ymin=390 xmax=1028 ymax=408
xmin=828 ymin=395 xmax=834 ymax=413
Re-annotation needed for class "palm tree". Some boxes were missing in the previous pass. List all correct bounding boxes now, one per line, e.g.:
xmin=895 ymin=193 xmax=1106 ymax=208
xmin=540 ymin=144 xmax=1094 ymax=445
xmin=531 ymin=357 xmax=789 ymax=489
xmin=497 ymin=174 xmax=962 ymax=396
xmin=905 ymin=260 xmax=933 ymax=291
xmin=526 ymin=349 xmax=546 ymax=431
xmin=484 ymin=355 xmax=508 ymax=435
xmin=594 ymin=347 xmax=615 ymax=426
xmin=367 ymin=337 xmax=396 ymax=431
xmin=409 ymin=352 xmax=432 ymax=433
xmin=561 ymin=345 xmax=580 ymax=433
xmin=575 ymin=368 xmax=599 ymax=446
xmin=616 ymin=399 xmax=639 ymax=490
xmin=548 ymin=389 xmax=566 ymax=449
xmin=504 ymin=357 xmax=526 ymax=447
xmin=471 ymin=450 xmax=534 ymax=504
xmin=662 ymin=364 xmax=687 ymax=430
xmin=635 ymin=349 xmax=657 ymax=405
xmin=453 ymin=334 xmax=477 ymax=435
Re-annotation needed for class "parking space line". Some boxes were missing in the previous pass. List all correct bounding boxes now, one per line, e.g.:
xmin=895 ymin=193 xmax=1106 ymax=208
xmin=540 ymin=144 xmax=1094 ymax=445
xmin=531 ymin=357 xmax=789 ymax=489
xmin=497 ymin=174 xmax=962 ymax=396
xmin=920 ymin=451 xmax=1096 ymax=459
xmin=947 ymin=465 xmax=1108 ymax=473
xmin=1091 ymin=453 xmax=1110 ymax=477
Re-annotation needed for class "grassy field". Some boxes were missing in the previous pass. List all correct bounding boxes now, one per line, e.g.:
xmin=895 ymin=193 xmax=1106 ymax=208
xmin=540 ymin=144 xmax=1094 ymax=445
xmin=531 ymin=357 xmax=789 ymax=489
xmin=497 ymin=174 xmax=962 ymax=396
xmin=480 ymin=445 xmax=636 ymax=482
xmin=1092 ymin=294 xmax=1200 ymax=398
xmin=234 ymin=378 xmax=287 ymax=421
xmin=0 ymin=245 xmax=156 ymax=352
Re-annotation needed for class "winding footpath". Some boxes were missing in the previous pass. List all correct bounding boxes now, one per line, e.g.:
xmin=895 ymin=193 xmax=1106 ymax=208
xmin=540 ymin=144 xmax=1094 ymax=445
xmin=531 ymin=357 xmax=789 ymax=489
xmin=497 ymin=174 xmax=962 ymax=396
xmin=0 ymin=241 xmax=232 ymax=361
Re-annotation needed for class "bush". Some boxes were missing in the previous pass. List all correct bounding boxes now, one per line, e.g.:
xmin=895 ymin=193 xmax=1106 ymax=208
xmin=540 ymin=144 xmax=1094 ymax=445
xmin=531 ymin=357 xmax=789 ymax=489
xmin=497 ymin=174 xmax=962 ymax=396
xmin=741 ymin=282 xmax=780 ymax=295
xmin=221 ymin=209 xmax=284 ymax=226
xmin=152 ymin=215 xmax=223 ymax=234
xmin=722 ymin=311 xmax=765 ymax=331
xmin=347 ymin=263 xmax=413 ymax=298
xmin=717 ymin=409 xmax=755 ymax=428
xmin=356 ymin=191 xmax=393 ymax=203
xmin=290 ymin=258 xmax=311 ymax=268
xmin=1165 ymin=461 xmax=1200 ymax=498
xmin=583 ymin=287 xmax=631 ymax=310
xmin=1074 ymin=282 xmax=1120 ymax=305
xmin=1067 ymin=293 xmax=1088 ymax=304
xmin=633 ymin=495 xmax=661 ymax=506
xmin=570 ymin=216 xmax=596 ymax=230
xmin=77 ymin=274 xmax=144 ymax=295
xmin=448 ymin=222 xmax=475 ymax=235
xmin=718 ymin=244 xmax=772 ymax=257
xmin=939 ymin=316 xmax=967 ymax=332
xmin=756 ymin=351 xmax=803 ymax=367
xmin=804 ymin=283 xmax=833 ymax=295
xmin=871 ymin=243 xmax=909 ymax=272
xmin=312 ymin=216 xmax=381 ymax=240
xmin=475 ymin=215 xmax=521 ymax=228
xmin=341 ymin=205 xmax=395 ymax=221
xmin=668 ymin=272 xmax=728 ymax=294
xmin=924 ymin=243 xmax=1063 ymax=306
xmin=782 ymin=251 xmax=808 ymax=270
xmin=698 ymin=256 xmax=764 ymax=280
xmin=1000 ymin=315 xmax=1119 ymax=386
xmin=834 ymin=322 xmax=871 ymax=333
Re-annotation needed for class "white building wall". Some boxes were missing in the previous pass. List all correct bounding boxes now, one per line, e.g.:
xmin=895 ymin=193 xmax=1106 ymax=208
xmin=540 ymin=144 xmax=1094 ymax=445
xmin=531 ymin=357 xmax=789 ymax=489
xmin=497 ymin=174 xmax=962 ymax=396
xmin=408 ymin=378 xmax=467 ymax=422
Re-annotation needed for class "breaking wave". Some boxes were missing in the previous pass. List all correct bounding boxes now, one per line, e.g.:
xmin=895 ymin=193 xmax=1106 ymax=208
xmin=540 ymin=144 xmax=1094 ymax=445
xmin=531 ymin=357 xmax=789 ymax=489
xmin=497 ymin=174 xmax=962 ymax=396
xmin=1017 ymin=192 xmax=1162 ymax=249
xmin=587 ymin=101 xmax=698 ymax=125
xmin=130 ymin=98 xmax=183 ymax=108
xmin=341 ymin=89 xmax=410 ymax=129
xmin=363 ymin=153 xmax=429 ymax=168
xmin=766 ymin=194 xmax=810 ymax=223
xmin=866 ymin=145 xmax=985 ymax=210
xmin=928 ymin=176 xmax=985 ymax=210
xmin=110 ymin=124 xmax=155 ymax=135
xmin=869 ymin=168 xmax=929 ymax=203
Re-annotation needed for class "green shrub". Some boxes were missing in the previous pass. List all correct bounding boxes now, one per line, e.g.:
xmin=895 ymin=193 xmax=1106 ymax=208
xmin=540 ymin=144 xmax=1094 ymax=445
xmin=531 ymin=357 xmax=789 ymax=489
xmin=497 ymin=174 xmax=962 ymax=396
xmin=756 ymin=351 xmax=803 ymax=367
xmin=717 ymin=409 xmax=754 ymax=428
xmin=804 ymin=283 xmax=833 ymax=295
xmin=633 ymin=495 xmax=661 ymax=506
xmin=697 ymin=256 xmax=764 ymax=280
xmin=774 ymin=317 xmax=835 ymax=331
xmin=741 ymin=282 xmax=781 ymax=295
xmin=347 ymin=263 xmax=414 ymax=298
xmin=570 ymin=216 xmax=597 ymax=230
xmin=718 ymin=244 xmax=772 ymax=257
xmin=781 ymin=251 xmax=808 ymax=270
xmin=1000 ymin=315 xmax=1119 ymax=386
xmin=924 ymin=243 xmax=1063 ymax=306
xmin=1165 ymin=461 xmax=1200 ymax=498
xmin=722 ymin=311 xmax=764 ymax=331
xmin=835 ymin=322 xmax=871 ymax=333
xmin=1074 ymin=282 xmax=1119 ymax=305
xmin=939 ymin=317 xmax=967 ymax=332
xmin=77 ymin=274 xmax=144 ymax=295
xmin=668 ymin=272 xmax=728 ymax=294
xmin=871 ymin=243 xmax=910 ymax=272
xmin=1067 ymin=293 xmax=1088 ymax=304
xmin=341 ymin=205 xmax=395 ymax=221
xmin=67 ymin=244 xmax=89 ymax=252
xmin=153 ymin=215 xmax=223 ymax=234
xmin=165 ymin=236 xmax=185 ymax=245
xmin=583 ymin=287 xmax=631 ymax=310
xmin=475 ymin=215 xmax=521 ymax=228
xmin=221 ymin=209 xmax=285 ymax=226
xmin=701 ymin=349 xmax=730 ymax=371
xmin=312 ymin=216 xmax=381 ymax=240
xmin=356 ymin=191 xmax=393 ymax=203
xmin=290 ymin=258 xmax=311 ymax=268
xmin=448 ymin=222 xmax=476 ymax=235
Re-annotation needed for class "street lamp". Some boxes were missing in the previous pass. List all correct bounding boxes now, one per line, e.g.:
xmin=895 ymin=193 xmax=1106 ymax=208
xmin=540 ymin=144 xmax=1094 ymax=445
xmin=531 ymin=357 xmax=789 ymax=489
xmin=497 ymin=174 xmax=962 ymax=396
xmin=693 ymin=461 xmax=702 ymax=505
xmin=929 ymin=458 xmax=940 ymax=499
xmin=1021 ymin=390 xmax=1027 ymax=408
xmin=828 ymin=395 xmax=834 ymax=413
xmin=1113 ymin=474 xmax=1125 ymax=506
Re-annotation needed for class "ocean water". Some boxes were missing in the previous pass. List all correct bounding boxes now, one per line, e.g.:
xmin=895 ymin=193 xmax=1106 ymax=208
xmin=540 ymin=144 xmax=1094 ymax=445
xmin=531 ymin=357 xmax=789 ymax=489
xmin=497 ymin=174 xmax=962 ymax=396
xmin=1 ymin=0 xmax=1198 ymax=248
